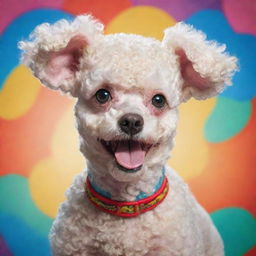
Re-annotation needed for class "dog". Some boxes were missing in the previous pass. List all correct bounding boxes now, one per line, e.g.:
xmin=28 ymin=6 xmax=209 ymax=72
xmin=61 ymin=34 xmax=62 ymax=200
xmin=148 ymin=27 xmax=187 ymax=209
xmin=19 ymin=15 xmax=238 ymax=256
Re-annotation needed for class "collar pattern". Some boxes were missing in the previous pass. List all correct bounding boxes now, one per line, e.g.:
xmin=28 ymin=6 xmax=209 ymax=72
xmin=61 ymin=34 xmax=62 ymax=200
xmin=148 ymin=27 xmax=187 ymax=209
xmin=85 ymin=176 xmax=169 ymax=217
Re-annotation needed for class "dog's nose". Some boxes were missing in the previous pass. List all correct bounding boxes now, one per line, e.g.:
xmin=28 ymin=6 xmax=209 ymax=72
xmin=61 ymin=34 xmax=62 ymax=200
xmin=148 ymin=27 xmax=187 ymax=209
xmin=118 ymin=113 xmax=144 ymax=136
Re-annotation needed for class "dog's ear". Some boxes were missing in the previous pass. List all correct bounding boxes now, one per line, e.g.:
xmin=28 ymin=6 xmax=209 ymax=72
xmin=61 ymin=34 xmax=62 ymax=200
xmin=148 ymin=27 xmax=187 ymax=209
xmin=19 ymin=15 xmax=104 ymax=97
xmin=162 ymin=22 xmax=238 ymax=102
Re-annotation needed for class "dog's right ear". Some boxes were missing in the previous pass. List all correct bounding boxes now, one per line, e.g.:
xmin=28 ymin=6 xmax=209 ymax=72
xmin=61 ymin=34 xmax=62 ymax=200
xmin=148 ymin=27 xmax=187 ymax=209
xmin=19 ymin=15 xmax=104 ymax=97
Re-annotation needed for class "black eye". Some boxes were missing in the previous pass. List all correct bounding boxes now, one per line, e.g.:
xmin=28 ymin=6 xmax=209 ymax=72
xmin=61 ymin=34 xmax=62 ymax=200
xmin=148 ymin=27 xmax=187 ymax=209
xmin=95 ymin=89 xmax=111 ymax=104
xmin=152 ymin=94 xmax=166 ymax=108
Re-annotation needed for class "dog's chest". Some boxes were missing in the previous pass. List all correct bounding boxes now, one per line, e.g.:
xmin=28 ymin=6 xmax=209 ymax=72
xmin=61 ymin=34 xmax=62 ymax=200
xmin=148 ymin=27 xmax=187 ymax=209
xmin=85 ymin=203 xmax=194 ymax=255
xmin=50 ymin=170 xmax=206 ymax=256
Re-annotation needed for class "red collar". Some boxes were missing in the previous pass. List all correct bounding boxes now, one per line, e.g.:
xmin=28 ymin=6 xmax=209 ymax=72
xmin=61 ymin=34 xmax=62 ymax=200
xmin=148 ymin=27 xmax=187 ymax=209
xmin=85 ymin=176 xmax=169 ymax=218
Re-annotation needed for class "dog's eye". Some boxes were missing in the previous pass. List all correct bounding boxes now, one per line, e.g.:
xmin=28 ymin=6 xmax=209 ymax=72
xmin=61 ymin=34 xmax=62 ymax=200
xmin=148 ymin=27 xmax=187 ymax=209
xmin=152 ymin=94 xmax=166 ymax=108
xmin=95 ymin=89 xmax=112 ymax=104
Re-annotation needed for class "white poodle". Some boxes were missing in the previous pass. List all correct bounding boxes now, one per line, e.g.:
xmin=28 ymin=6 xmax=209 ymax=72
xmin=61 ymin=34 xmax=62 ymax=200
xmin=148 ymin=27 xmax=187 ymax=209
xmin=19 ymin=15 xmax=238 ymax=256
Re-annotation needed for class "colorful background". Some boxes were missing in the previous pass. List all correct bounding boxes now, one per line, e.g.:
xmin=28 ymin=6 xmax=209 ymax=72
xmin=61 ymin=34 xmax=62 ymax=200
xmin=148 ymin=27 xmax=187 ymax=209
xmin=0 ymin=0 xmax=255 ymax=255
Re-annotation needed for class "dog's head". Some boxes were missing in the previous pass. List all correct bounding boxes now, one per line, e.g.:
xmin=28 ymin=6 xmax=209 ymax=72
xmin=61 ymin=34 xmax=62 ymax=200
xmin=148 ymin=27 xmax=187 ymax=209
xmin=19 ymin=15 xmax=237 ymax=182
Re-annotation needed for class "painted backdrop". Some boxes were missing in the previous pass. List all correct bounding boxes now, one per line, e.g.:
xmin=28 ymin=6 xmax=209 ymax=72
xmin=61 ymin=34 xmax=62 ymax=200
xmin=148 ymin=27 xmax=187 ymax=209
xmin=0 ymin=0 xmax=255 ymax=255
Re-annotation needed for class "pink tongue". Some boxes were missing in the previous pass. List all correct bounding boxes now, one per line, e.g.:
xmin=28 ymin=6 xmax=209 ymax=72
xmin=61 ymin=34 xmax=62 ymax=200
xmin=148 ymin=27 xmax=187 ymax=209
xmin=114 ymin=141 xmax=145 ymax=169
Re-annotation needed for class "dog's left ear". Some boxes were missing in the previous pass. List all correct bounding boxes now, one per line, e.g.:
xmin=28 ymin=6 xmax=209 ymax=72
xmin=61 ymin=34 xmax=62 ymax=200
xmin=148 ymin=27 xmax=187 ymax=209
xmin=162 ymin=22 xmax=238 ymax=102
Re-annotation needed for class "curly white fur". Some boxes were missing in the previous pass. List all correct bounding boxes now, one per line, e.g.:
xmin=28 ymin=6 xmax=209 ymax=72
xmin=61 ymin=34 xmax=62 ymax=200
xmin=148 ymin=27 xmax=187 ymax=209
xmin=163 ymin=23 xmax=238 ymax=101
xmin=19 ymin=15 xmax=104 ymax=94
xmin=19 ymin=14 xmax=238 ymax=256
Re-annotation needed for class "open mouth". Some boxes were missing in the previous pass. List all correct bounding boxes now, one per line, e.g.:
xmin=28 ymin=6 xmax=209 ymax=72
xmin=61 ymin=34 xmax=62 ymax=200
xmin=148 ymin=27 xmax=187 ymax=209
xmin=100 ymin=139 xmax=152 ymax=173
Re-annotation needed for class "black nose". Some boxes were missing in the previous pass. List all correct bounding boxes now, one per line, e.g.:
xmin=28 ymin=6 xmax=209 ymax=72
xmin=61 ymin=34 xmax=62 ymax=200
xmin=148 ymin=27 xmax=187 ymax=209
xmin=118 ymin=113 xmax=144 ymax=136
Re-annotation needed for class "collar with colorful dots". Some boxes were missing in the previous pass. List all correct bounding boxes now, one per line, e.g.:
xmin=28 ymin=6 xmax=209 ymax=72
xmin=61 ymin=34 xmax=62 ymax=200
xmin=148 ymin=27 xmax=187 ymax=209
xmin=85 ymin=175 xmax=169 ymax=218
